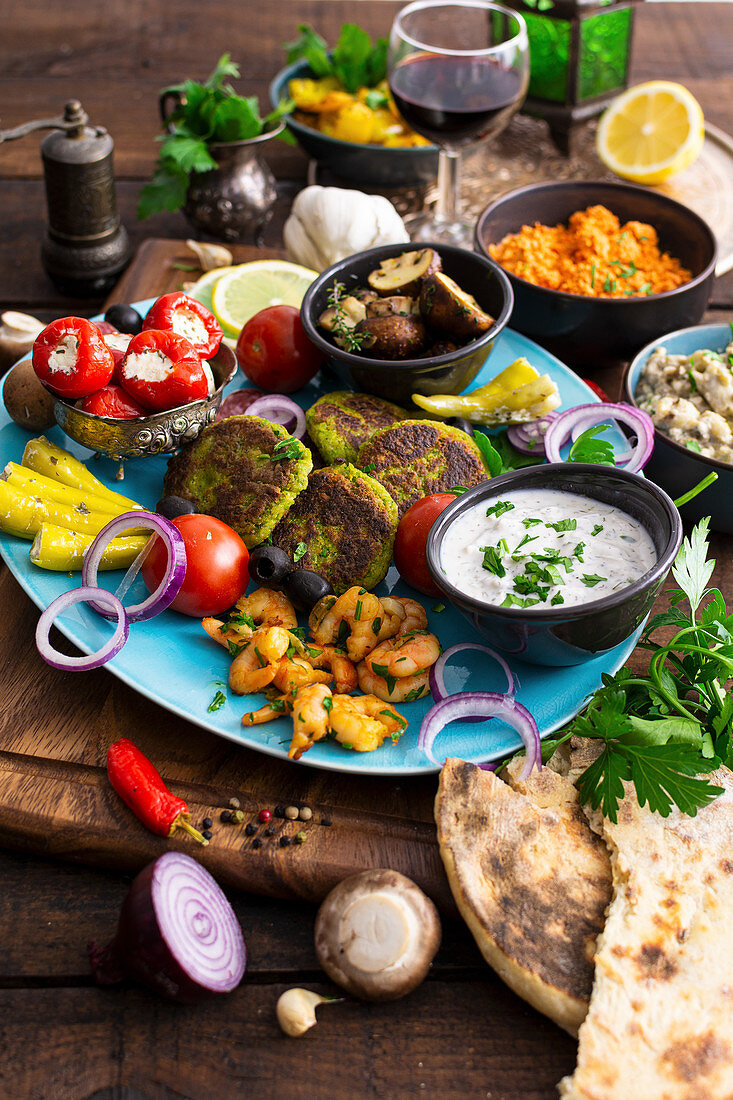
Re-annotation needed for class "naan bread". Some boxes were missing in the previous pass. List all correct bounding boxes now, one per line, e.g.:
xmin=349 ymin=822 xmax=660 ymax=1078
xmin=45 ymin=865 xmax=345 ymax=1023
xmin=435 ymin=757 xmax=612 ymax=1035
xmin=560 ymin=765 xmax=733 ymax=1100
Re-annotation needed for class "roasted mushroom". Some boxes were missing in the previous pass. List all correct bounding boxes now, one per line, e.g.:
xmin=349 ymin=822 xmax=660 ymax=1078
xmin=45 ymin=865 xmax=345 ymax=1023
xmin=420 ymin=272 xmax=494 ymax=340
xmin=367 ymin=249 xmax=442 ymax=297
xmin=318 ymin=295 xmax=368 ymax=349
xmin=314 ymin=869 xmax=441 ymax=1001
xmin=364 ymin=296 xmax=420 ymax=319
xmin=355 ymin=314 xmax=427 ymax=359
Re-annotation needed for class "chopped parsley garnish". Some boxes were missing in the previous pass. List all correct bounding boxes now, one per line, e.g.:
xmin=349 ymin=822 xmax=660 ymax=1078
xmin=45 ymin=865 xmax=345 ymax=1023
xmin=591 ymin=524 xmax=604 ymax=536
xmin=481 ymin=544 xmax=506 ymax=577
xmin=269 ymin=437 xmax=301 ymax=462
xmin=522 ymin=517 xmax=542 ymax=528
xmin=486 ymin=500 xmax=515 ymax=518
xmin=686 ymin=440 xmax=702 ymax=453
xmin=572 ymin=541 xmax=586 ymax=561
xmin=293 ymin=542 xmax=307 ymax=563
xmin=513 ymin=533 xmax=537 ymax=555
xmin=550 ymin=592 xmax=565 ymax=606
xmin=568 ymin=424 xmax=615 ymax=466
xmin=545 ymin=518 xmax=577 ymax=533
xmin=582 ymin=573 xmax=606 ymax=587
xmin=432 ymin=603 xmax=445 ymax=613
xmin=207 ymin=690 xmax=226 ymax=713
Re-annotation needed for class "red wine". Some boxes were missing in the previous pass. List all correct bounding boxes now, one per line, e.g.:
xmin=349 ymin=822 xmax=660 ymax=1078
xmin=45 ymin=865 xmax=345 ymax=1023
xmin=389 ymin=54 xmax=524 ymax=146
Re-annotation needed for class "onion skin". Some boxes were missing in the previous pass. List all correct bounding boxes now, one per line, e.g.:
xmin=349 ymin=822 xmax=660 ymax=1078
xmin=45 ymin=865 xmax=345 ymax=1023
xmin=88 ymin=855 xmax=247 ymax=1004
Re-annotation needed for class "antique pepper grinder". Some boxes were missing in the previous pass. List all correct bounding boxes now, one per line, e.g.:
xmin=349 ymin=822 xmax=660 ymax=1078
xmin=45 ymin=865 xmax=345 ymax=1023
xmin=0 ymin=99 xmax=131 ymax=297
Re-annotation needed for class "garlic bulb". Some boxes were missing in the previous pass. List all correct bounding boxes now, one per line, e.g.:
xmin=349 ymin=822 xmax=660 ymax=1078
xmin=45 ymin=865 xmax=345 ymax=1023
xmin=284 ymin=186 xmax=409 ymax=272
xmin=185 ymin=240 xmax=233 ymax=271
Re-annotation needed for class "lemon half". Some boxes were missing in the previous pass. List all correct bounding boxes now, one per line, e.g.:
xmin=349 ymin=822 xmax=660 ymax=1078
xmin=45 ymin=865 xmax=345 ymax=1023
xmin=596 ymin=81 xmax=705 ymax=186
xmin=210 ymin=260 xmax=318 ymax=338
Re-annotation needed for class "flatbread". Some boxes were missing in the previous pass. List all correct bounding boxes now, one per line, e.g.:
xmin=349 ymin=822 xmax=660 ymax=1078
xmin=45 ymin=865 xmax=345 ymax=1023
xmin=559 ymin=764 xmax=733 ymax=1100
xmin=435 ymin=757 xmax=612 ymax=1036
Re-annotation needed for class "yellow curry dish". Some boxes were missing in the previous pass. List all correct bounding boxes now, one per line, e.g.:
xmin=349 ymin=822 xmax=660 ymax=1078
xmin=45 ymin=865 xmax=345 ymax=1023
xmin=288 ymin=77 xmax=431 ymax=148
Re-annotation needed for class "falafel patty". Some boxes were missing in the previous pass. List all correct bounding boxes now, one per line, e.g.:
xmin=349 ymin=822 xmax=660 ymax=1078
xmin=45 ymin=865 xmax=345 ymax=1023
xmin=357 ymin=419 xmax=488 ymax=516
xmin=163 ymin=415 xmax=312 ymax=548
xmin=305 ymin=390 xmax=407 ymax=464
xmin=271 ymin=463 xmax=398 ymax=593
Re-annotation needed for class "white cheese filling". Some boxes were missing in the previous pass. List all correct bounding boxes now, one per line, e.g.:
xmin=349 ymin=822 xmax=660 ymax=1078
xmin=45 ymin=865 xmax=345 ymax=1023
xmin=48 ymin=335 xmax=80 ymax=375
xmin=171 ymin=309 xmax=209 ymax=346
xmin=439 ymin=488 xmax=657 ymax=609
xmin=124 ymin=350 xmax=173 ymax=382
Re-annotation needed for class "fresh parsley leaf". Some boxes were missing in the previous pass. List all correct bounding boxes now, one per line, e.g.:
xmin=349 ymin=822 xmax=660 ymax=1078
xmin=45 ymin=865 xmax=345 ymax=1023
xmin=293 ymin=542 xmax=307 ymax=563
xmin=568 ymin=424 xmax=616 ymax=466
xmin=485 ymin=500 xmax=514 ymax=518
xmin=546 ymin=518 xmax=577 ymax=532
xmin=523 ymin=518 xmax=542 ymax=528
xmin=671 ymin=516 xmax=714 ymax=616
xmin=575 ymin=743 xmax=630 ymax=824
xmin=365 ymin=88 xmax=389 ymax=110
xmin=591 ymin=524 xmax=604 ymax=536
xmin=625 ymin=743 xmax=723 ymax=818
xmin=581 ymin=574 xmax=606 ymax=587
xmin=481 ymin=544 xmax=506 ymax=577
xmin=207 ymin=690 xmax=227 ymax=713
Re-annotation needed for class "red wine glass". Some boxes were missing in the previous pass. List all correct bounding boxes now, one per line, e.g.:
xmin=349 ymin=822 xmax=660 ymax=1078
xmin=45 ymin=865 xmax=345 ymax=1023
xmin=388 ymin=0 xmax=529 ymax=246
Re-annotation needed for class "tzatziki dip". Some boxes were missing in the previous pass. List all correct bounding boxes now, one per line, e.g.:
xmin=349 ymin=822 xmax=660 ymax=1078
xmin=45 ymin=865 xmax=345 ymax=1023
xmin=440 ymin=488 xmax=657 ymax=609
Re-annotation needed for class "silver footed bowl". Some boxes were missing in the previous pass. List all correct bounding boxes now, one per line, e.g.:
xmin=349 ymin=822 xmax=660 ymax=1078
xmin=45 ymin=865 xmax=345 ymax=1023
xmin=44 ymin=343 xmax=238 ymax=462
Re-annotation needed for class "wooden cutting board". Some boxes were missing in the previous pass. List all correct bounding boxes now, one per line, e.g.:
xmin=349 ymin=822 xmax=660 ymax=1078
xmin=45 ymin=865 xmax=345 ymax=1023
xmin=0 ymin=239 xmax=453 ymax=911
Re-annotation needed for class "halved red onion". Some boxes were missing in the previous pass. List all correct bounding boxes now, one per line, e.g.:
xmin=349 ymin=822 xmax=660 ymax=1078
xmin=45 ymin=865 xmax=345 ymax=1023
xmin=82 ymin=511 xmax=186 ymax=622
xmin=216 ymin=387 xmax=263 ymax=420
xmin=36 ymin=586 xmax=129 ymax=671
xmin=245 ymin=394 xmax=306 ymax=440
xmin=418 ymin=692 xmax=541 ymax=778
xmin=543 ymin=403 xmax=654 ymax=472
xmin=88 ymin=851 xmax=247 ymax=1003
xmin=429 ymin=642 xmax=515 ymax=720
xmin=506 ymin=411 xmax=560 ymax=457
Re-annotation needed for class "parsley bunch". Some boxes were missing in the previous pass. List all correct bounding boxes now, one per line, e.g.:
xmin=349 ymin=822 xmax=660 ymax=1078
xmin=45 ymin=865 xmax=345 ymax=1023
xmin=543 ymin=518 xmax=731 ymax=822
xmin=285 ymin=23 xmax=388 ymax=94
xmin=138 ymin=55 xmax=291 ymax=220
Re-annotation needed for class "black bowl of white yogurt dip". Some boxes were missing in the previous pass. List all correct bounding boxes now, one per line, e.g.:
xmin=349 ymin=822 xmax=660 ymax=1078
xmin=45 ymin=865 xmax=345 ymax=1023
xmin=425 ymin=464 xmax=682 ymax=666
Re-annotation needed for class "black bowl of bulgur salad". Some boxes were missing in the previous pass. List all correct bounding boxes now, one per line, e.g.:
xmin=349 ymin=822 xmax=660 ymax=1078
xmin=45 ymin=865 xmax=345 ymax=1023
xmin=624 ymin=321 xmax=733 ymax=533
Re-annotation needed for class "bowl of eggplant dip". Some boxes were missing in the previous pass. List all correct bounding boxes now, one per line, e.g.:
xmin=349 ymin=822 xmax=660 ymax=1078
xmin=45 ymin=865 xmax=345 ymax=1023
xmin=425 ymin=464 xmax=682 ymax=667
xmin=299 ymin=243 xmax=513 ymax=405
xmin=624 ymin=322 xmax=733 ymax=533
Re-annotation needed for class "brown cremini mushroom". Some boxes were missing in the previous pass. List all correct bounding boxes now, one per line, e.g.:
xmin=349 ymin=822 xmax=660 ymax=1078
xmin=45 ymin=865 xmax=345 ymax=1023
xmin=314 ymin=869 xmax=441 ymax=1001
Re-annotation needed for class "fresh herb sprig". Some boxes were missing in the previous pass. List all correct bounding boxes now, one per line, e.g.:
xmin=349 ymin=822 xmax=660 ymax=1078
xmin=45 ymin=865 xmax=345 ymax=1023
xmin=285 ymin=23 xmax=388 ymax=93
xmin=139 ymin=55 xmax=292 ymax=219
xmin=568 ymin=424 xmax=616 ymax=466
xmin=326 ymin=281 xmax=366 ymax=352
xmin=541 ymin=518 xmax=730 ymax=822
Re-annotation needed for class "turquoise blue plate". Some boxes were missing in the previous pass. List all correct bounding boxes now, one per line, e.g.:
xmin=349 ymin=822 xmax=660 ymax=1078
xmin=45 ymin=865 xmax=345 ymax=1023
xmin=0 ymin=306 xmax=639 ymax=775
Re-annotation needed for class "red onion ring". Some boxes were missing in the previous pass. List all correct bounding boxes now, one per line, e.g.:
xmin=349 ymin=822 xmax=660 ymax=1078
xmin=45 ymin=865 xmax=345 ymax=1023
xmin=506 ymin=411 xmax=560 ymax=457
xmin=429 ymin=643 xmax=515 ymax=725
xmin=36 ymin=586 xmax=129 ymax=671
xmin=418 ymin=692 xmax=541 ymax=778
xmin=82 ymin=511 xmax=187 ymax=622
xmin=245 ymin=394 xmax=306 ymax=440
xmin=216 ymin=387 xmax=264 ymax=420
xmin=543 ymin=403 xmax=654 ymax=472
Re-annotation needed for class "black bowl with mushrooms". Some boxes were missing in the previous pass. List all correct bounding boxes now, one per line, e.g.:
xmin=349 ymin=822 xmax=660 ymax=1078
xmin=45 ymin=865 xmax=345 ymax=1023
xmin=300 ymin=243 xmax=513 ymax=404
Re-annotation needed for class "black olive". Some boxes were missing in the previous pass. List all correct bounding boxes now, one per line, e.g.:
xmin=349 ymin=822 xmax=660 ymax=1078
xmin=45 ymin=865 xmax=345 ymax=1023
xmin=285 ymin=569 xmax=334 ymax=611
xmin=248 ymin=545 xmax=292 ymax=588
xmin=446 ymin=416 xmax=475 ymax=438
xmin=104 ymin=303 xmax=144 ymax=335
xmin=155 ymin=495 xmax=197 ymax=519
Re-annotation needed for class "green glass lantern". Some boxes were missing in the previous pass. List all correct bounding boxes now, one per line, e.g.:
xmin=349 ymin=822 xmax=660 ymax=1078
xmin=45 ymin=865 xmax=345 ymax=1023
xmin=510 ymin=0 xmax=642 ymax=151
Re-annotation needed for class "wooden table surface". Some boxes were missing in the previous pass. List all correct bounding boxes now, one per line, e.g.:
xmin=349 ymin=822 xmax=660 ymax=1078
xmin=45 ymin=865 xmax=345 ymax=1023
xmin=1 ymin=3 xmax=732 ymax=1097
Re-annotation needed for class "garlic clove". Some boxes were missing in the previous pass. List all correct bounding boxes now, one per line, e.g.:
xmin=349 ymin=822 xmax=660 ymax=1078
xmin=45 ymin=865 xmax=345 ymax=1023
xmin=276 ymin=987 xmax=335 ymax=1037
xmin=186 ymin=240 xmax=234 ymax=272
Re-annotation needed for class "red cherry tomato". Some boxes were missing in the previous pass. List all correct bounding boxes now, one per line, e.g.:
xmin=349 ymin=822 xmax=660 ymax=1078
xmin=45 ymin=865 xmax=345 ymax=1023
xmin=143 ymin=292 xmax=223 ymax=358
xmin=141 ymin=514 xmax=249 ymax=617
xmin=79 ymin=384 xmax=147 ymax=419
xmin=236 ymin=305 xmax=322 ymax=393
xmin=119 ymin=329 xmax=208 ymax=412
xmin=32 ymin=317 xmax=115 ymax=399
xmin=393 ymin=494 xmax=458 ymax=597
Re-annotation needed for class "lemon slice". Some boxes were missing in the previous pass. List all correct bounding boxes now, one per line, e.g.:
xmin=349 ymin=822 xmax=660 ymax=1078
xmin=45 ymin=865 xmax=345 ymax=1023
xmin=186 ymin=266 xmax=240 ymax=313
xmin=211 ymin=260 xmax=318 ymax=338
xmin=596 ymin=81 xmax=705 ymax=186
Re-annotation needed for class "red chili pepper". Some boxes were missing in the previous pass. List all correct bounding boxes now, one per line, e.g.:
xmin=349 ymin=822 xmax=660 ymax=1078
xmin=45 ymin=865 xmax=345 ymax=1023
xmin=118 ymin=329 xmax=209 ymax=412
xmin=106 ymin=738 xmax=208 ymax=845
xmin=143 ymin=291 xmax=223 ymax=358
xmin=32 ymin=317 xmax=115 ymax=399
xmin=582 ymin=378 xmax=612 ymax=403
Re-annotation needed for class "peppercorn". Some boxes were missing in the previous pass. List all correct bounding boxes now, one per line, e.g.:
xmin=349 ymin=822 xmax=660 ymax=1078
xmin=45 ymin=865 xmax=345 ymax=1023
xmin=279 ymin=835 xmax=291 ymax=847
xmin=321 ymin=817 xmax=332 ymax=827
xmin=298 ymin=806 xmax=313 ymax=821
xmin=252 ymin=838 xmax=262 ymax=850
xmin=284 ymin=805 xmax=299 ymax=820
xmin=264 ymin=827 xmax=274 ymax=837
xmin=232 ymin=809 xmax=245 ymax=824
xmin=202 ymin=817 xmax=213 ymax=830
xmin=244 ymin=823 xmax=257 ymax=837
xmin=258 ymin=808 xmax=272 ymax=823
xmin=294 ymin=831 xmax=307 ymax=844
xmin=220 ymin=810 xmax=232 ymax=823
xmin=202 ymin=829 xmax=213 ymax=841
xmin=274 ymin=805 xmax=286 ymax=818
xmin=229 ymin=797 xmax=241 ymax=809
